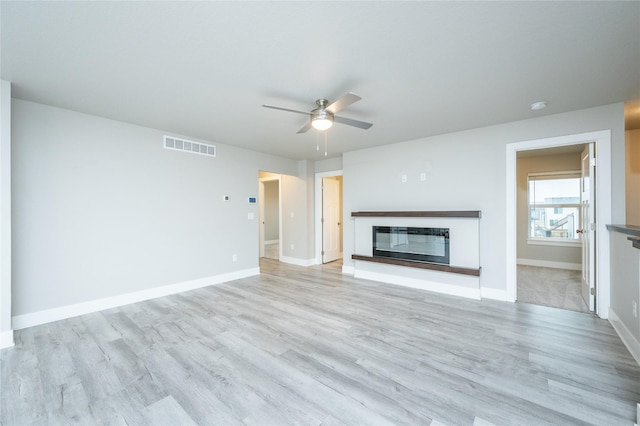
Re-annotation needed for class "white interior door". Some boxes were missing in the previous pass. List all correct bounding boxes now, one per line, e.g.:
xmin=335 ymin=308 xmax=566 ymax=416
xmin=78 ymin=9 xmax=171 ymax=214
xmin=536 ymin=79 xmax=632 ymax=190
xmin=580 ymin=143 xmax=595 ymax=311
xmin=322 ymin=177 xmax=340 ymax=263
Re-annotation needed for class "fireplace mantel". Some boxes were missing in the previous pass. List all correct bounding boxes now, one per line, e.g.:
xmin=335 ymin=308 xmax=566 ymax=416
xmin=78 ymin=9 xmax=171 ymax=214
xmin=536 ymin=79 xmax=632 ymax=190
xmin=351 ymin=211 xmax=481 ymax=218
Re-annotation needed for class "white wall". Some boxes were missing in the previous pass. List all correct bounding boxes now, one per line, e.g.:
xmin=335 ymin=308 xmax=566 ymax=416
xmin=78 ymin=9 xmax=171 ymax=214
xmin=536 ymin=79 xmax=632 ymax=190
xmin=343 ymin=103 xmax=625 ymax=296
xmin=302 ymin=160 xmax=316 ymax=261
xmin=609 ymin=231 xmax=640 ymax=363
xmin=315 ymin=157 xmax=342 ymax=174
xmin=517 ymin=152 xmax=582 ymax=267
xmin=263 ymin=180 xmax=279 ymax=241
xmin=278 ymin=161 xmax=315 ymax=265
xmin=0 ymin=81 xmax=13 ymax=347
xmin=11 ymin=100 xmax=299 ymax=322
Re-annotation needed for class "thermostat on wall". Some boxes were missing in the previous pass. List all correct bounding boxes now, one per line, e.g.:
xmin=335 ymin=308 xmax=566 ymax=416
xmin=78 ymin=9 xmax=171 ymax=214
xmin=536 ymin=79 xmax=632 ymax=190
xmin=248 ymin=197 xmax=257 ymax=203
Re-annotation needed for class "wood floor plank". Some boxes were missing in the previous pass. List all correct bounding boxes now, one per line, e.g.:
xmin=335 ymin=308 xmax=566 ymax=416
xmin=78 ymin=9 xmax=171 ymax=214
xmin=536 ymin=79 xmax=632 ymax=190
xmin=279 ymin=348 xmax=434 ymax=424
xmin=142 ymin=347 xmax=242 ymax=424
xmin=2 ymin=258 xmax=639 ymax=425
xmin=33 ymin=330 xmax=93 ymax=424
xmin=142 ymin=395 xmax=197 ymax=426
xmin=0 ymin=346 xmax=47 ymax=425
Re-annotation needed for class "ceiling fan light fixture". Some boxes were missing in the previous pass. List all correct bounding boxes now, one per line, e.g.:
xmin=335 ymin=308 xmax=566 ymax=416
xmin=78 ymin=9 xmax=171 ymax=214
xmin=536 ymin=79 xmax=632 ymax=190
xmin=312 ymin=117 xmax=333 ymax=131
xmin=311 ymin=110 xmax=334 ymax=131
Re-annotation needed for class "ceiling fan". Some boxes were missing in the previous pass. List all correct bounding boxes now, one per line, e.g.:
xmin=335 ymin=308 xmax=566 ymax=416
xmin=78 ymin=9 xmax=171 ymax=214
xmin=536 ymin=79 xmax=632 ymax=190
xmin=262 ymin=92 xmax=373 ymax=134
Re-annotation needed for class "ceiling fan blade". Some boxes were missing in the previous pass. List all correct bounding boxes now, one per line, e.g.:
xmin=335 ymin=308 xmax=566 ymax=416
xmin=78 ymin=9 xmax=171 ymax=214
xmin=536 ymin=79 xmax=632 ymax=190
xmin=326 ymin=92 xmax=362 ymax=114
xmin=333 ymin=115 xmax=373 ymax=130
xmin=262 ymin=104 xmax=311 ymax=116
xmin=297 ymin=121 xmax=313 ymax=134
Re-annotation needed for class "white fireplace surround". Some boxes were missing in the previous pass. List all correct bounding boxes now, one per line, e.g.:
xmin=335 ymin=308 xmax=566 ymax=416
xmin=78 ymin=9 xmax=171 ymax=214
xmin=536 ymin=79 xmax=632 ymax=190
xmin=350 ymin=213 xmax=481 ymax=299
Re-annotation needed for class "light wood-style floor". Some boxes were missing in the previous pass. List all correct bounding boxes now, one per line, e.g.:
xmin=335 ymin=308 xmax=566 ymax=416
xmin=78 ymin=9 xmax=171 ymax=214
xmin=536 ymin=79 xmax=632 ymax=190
xmin=2 ymin=259 xmax=639 ymax=425
xmin=517 ymin=265 xmax=589 ymax=313
xmin=264 ymin=242 xmax=279 ymax=260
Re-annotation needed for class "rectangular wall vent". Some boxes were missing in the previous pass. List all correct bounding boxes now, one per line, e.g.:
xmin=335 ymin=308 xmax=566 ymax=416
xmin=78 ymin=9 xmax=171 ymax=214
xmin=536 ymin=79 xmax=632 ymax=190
xmin=164 ymin=136 xmax=216 ymax=157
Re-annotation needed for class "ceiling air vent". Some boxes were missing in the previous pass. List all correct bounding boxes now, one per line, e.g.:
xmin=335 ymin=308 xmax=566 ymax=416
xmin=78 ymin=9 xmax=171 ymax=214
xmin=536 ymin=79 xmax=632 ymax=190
xmin=164 ymin=136 xmax=216 ymax=157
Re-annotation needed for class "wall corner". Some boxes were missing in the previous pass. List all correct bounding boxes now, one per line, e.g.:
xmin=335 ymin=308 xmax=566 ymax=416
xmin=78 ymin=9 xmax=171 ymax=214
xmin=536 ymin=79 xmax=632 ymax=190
xmin=0 ymin=80 xmax=12 ymax=345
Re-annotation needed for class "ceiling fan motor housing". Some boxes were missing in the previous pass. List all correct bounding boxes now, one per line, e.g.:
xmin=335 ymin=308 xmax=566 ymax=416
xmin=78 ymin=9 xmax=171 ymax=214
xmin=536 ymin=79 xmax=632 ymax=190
xmin=312 ymin=109 xmax=334 ymax=122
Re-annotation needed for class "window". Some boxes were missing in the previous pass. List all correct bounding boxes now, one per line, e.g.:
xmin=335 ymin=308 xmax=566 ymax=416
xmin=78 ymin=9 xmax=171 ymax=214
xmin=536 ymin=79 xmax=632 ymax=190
xmin=528 ymin=171 xmax=581 ymax=245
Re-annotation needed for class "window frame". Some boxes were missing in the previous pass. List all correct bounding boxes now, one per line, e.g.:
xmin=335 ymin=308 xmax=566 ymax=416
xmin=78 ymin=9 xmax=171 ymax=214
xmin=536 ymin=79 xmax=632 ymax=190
xmin=527 ymin=170 xmax=582 ymax=248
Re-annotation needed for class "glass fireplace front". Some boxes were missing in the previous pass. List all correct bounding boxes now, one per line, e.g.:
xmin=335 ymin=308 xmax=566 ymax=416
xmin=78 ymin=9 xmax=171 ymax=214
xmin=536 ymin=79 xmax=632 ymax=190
xmin=372 ymin=226 xmax=450 ymax=264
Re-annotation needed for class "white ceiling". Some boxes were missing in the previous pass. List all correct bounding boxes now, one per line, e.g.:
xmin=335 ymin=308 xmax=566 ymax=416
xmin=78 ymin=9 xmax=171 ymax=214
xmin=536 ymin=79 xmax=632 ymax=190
xmin=2 ymin=1 xmax=639 ymax=160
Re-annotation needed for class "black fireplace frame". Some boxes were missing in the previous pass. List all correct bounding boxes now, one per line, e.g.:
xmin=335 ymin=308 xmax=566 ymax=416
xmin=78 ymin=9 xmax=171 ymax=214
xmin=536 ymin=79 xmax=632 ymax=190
xmin=372 ymin=226 xmax=450 ymax=265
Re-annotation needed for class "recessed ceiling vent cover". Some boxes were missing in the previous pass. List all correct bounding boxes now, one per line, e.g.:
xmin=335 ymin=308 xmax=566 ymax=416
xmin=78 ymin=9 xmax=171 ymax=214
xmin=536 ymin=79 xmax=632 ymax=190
xmin=164 ymin=136 xmax=216 ymax=157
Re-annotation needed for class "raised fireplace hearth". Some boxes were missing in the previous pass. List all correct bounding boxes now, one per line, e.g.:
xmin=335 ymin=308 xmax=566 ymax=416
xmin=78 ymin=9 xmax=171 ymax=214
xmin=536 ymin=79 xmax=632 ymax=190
xmin=373 ymin=226 xmax=450 ymax=265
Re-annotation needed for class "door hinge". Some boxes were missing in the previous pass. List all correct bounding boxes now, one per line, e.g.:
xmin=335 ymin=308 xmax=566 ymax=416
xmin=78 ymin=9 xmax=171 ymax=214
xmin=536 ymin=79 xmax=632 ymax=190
xmin=590 ymin=287 xmax=595 ymax=296
xmin=321 ymin=217 xmax=324 ymax=223
xmin=321 ymin=251 xmax=325 ymax=255
xmin=590 ymin=158 xmax=596 ymax=167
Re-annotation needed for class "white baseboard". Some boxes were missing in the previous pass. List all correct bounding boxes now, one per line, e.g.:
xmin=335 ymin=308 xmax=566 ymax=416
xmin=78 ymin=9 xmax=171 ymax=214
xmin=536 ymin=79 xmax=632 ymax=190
xmin=608 ymin=308 xmax=640 ymax=366
xmin=0 ymin=329 xmax=14 ymax=348
xmin=346 ymin=266 xmax=508 ymax=302
xmin=279 ymin=256 xmax=315 ymax=267
xmin=12 ymin=267 xmax=260 ymax=330
xmin=481 ymin=287 xmax=509 ymax=301
xmin=354 ymin=269 xmax=481 ymax=300
xmin=264 ymin=240 xmax=279 ymax=245
xmin=342 ymin=265 xmax=355 ymax=275
xmin=517 ymin=258 xmax=581 ymax=271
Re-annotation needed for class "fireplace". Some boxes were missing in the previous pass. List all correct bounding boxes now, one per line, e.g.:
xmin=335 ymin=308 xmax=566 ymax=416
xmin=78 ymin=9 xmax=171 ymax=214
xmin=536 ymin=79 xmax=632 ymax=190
xmin=372 ymin=226 xmax=450 ymax=265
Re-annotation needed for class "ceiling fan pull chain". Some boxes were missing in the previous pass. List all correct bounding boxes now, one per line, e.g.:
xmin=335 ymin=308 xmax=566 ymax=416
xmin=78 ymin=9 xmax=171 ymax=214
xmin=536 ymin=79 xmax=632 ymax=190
xmin=316 ymin=130 xmax=320 ymax=151
xmin=324 ymin=131 xmax=328 ymax=156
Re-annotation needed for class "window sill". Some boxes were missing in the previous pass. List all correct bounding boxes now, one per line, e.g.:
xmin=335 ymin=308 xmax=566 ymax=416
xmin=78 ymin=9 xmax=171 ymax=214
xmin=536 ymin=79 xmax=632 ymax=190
xmin=527 ymin=238 xmax=582 ymax=248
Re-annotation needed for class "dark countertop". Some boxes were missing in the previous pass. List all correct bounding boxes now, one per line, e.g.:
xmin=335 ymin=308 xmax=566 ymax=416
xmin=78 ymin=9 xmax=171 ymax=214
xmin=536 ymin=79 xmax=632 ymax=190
xmin=606 ymin=224 xmax=640 ymax=237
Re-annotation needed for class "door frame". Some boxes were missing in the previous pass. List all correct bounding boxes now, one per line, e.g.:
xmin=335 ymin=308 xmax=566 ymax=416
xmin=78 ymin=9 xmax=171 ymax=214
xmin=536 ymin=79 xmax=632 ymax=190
xmin=315 ymin=170 xmax=343 ymax=265
xmin=258 ymin=175 xmax=282 ymax=260
xmin=506 ymin=130 xmax=611 ymax=318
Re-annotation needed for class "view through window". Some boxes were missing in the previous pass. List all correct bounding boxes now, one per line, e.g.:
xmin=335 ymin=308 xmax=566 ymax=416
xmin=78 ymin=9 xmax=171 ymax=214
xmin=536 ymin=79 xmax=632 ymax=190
xmin=528 ymin=172 xmax=581 ymax=241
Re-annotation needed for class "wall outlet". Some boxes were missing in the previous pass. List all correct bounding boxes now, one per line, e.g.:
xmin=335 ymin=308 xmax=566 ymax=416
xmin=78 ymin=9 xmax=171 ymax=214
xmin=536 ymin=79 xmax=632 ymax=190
xmin=232 ymin=254 xmax=238 ymax=262
xmin=248 ymin=212 xmax=254 ymax=220
xmin=290 ymin=211 xmax=294 ymax=218
xmin=420 ymin=172 xmax=426 ymax=181
xmin=401 ymin=174 xmax=407 ymax=183
xmin=633 ymin=300 xmax=638 ymax=318
xmin=290 ymin=243 xmax=294 ymax=250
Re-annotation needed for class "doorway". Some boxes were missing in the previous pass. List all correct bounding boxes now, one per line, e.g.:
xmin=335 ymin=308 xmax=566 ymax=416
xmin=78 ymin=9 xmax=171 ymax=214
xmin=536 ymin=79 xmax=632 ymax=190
xmin=258 ymin=174 xmax=281 ymax=260
xmin=515 ymin=144 xmax=590 ymax=312
xmin=506 ymin=130 xmax=611 ymax=318
xmin=315 ymin=170 xmax=343 ymax=264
